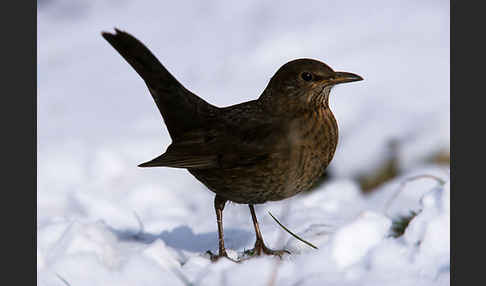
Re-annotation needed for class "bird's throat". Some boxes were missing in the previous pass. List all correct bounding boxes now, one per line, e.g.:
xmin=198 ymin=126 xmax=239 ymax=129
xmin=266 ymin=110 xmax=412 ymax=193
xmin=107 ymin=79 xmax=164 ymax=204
xmin=312 ymin=85 xmax=332 ymax=110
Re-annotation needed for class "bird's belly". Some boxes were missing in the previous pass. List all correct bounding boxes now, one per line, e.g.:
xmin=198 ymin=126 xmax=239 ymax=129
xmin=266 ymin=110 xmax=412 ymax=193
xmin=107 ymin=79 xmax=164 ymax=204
xmin=189 ymin=156 xmax=292 ymax=204
xmin=189 ymin=139 xmax=336 ymax=204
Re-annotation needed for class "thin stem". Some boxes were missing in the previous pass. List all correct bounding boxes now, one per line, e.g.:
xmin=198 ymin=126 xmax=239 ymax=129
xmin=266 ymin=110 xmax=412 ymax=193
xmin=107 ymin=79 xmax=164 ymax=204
xmin=268 ymin=211 xmax=318 ymax=250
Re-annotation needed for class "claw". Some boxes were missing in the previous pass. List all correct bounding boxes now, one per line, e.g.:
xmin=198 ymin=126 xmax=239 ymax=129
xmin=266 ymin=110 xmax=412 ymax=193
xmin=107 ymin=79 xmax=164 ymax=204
xmin=244 ymin=240 xmax=291 ymax=259
xmin=206 ymin=250 xmax=240 ymax=263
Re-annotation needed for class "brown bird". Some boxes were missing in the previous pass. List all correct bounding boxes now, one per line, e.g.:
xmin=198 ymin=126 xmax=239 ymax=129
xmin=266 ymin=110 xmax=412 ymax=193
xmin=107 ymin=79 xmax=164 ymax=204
xmin=102 ymin=28 xmax=363 ymax=261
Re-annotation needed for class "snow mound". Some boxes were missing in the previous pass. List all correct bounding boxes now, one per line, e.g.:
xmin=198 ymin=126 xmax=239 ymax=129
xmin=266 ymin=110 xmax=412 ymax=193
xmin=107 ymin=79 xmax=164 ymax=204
xmin=38 ymin=170 xmax=450 ymax=285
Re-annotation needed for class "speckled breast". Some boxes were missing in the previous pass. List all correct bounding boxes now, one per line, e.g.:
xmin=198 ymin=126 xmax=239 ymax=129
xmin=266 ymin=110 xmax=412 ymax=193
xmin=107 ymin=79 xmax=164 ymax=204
xmin=286 ymin=107 xmax=338 ymax=196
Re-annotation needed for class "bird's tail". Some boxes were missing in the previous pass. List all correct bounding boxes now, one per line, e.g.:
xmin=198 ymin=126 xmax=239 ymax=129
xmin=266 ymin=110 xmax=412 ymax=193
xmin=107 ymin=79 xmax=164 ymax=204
xmin=102 ymin=28 xmax=216 ymax=140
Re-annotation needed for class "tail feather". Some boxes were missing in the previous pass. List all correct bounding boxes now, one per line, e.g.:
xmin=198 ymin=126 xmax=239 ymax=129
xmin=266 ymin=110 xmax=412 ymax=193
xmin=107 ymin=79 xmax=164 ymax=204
xmin=102 ymin=28 xmax=217 ymax=140
xmin=138 ymin=153 xmax=218 ymax=169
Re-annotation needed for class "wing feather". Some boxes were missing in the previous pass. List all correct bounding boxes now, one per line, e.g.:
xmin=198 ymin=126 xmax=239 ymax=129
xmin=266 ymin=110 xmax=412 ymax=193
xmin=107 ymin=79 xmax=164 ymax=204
xmin=139 ymin=116 xmax=291 ymax=169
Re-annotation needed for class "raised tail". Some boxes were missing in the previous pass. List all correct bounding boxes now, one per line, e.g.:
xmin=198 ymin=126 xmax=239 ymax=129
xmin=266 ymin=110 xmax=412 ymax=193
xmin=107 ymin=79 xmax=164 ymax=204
xmin=102 ymin=28 xmax=217 ymax=140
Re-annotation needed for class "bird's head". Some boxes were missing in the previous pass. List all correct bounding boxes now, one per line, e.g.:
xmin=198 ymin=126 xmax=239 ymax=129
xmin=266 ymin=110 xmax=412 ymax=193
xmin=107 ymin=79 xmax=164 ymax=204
xmin=260 ymin=58 xmax=363 ymax=113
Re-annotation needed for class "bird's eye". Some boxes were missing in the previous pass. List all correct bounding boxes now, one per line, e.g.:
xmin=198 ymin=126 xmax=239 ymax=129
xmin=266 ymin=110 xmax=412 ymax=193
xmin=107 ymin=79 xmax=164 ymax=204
xmin=301 ymin=72 xmax=313 ymax=81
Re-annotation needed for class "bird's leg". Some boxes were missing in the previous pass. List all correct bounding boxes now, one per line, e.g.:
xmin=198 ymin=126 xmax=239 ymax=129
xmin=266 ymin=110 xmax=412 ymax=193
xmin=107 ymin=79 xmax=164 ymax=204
xmin=215 ymin=196 xmax=227 ymax=257
xmin=207 ymin=195 xmax=237 ymax=262
xmin=246 ymin=204 xmax=290 ymax=258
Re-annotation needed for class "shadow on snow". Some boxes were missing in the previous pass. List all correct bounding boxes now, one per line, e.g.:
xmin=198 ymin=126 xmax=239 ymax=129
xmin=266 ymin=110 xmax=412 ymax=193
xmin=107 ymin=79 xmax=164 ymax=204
xmin=108 ymin=224 xmax=254 ymax=253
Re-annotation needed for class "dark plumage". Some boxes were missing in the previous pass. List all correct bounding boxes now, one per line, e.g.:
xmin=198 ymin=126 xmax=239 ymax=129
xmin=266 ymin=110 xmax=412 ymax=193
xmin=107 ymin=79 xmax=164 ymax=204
xmin=102 ymin=28 xmax=363 ymax=261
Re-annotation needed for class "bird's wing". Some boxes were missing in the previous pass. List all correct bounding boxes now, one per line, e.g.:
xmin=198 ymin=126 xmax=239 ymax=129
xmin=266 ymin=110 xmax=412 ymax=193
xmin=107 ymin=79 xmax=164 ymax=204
xmin=139 ymin=119 xmax=290 ymax=169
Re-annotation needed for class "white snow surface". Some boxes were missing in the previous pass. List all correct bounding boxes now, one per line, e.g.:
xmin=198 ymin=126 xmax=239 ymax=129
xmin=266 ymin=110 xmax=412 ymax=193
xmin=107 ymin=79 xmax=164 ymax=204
xmin=38 ymin=1 xmax=449 ymax=285
xmin=38 ymin=167 xmax=450 ymax=286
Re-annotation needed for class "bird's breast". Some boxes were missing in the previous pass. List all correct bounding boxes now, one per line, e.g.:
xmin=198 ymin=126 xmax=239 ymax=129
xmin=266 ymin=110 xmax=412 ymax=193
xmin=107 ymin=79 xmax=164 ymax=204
xmin=288 ymin=107 xmax=338 ymax=192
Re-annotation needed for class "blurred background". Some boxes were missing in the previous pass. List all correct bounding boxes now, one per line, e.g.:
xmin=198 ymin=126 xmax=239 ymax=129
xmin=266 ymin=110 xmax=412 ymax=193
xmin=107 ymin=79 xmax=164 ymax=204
xmin=38 ymin=0 xmax=449 ymax=234
xmin=37 ymin=1 xmax=449 ymax=284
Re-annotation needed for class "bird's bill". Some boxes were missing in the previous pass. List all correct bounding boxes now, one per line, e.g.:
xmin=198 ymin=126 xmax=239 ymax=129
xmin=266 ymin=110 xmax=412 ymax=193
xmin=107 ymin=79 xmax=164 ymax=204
xmin=332 ymin=71 xmax=363 ymax=84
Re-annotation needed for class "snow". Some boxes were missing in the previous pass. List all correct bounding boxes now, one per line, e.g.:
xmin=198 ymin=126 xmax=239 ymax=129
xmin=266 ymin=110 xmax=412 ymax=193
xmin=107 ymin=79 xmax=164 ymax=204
xmin=331 ymin=211 xmax=392 ymax=268
xmin=37 ymin=167 xmax=450 ymax=285
xmin=38 ymin=0 xmax=449 ymax=285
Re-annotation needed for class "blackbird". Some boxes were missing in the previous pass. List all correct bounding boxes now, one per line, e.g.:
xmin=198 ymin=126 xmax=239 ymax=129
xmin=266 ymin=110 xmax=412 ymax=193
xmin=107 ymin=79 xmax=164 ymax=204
xmin=102 ymin=28 xmax=363 ymax=261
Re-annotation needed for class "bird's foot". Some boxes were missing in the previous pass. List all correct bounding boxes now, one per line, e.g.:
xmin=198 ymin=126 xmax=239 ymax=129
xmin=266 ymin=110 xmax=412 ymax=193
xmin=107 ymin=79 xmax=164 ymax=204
xmin=206 ymin=250 xmax=239 ymax=263
xmin=243 ymin=240 xmax=290 ymax=259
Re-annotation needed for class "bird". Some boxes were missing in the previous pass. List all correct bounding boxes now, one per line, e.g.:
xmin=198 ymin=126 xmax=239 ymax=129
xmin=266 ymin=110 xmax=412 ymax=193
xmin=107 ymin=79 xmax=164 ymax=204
xmin=101 ymin=28 xmax=363 ymax=261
